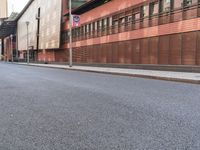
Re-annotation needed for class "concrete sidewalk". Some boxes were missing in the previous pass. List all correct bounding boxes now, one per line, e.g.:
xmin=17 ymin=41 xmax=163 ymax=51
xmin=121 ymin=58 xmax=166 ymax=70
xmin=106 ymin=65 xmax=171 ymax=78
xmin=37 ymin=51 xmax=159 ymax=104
xmin=16 ymin=62 xmax=200 ymax=84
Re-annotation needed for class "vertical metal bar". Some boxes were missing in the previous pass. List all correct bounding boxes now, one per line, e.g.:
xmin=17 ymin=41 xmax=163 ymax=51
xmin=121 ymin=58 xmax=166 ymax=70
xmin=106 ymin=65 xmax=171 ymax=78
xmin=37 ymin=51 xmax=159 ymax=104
xmin=69 ymin=0 xmax=72 ymax=67
xmin=10 ymin=35 xmax=13 ymax=62
xmin=26 ymin=22 xmax=30 ymax=64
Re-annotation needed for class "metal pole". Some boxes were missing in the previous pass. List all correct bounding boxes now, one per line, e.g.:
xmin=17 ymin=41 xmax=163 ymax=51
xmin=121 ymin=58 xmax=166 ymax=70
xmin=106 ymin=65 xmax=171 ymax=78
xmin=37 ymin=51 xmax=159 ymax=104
xmin=10 ymin=34 xmax=13 ymax=62
xmin=69 ymin=0 xmax=72 ymax=67
xmin=26 ymin=21 xmax=30 ymax=64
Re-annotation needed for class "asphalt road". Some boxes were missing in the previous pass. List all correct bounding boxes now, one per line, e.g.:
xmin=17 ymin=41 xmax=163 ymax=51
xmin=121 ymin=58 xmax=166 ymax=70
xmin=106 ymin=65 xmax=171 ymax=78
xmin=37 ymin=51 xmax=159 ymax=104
xmin=0 ymin=62 xmax=200 ymax=150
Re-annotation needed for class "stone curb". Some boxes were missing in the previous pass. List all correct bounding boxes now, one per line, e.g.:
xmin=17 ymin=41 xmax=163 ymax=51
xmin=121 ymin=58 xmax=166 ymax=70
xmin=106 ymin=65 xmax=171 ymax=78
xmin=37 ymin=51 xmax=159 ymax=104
xmin=14 ymin=63 xmax=200 ymax=84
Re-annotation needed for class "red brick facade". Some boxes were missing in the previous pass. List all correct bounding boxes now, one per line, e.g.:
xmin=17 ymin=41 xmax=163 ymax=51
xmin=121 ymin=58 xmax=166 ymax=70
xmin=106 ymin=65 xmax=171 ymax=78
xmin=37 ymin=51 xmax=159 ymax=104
xmin=31 ymin=0 xmax=200 ymax=66
xmin=59 ymin=0 xmax=200 ymax=66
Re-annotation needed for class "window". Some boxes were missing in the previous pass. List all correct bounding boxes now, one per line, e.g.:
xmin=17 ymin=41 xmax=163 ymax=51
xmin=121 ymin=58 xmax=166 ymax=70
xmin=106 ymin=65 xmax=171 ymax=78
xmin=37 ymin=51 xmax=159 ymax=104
xmin=127 ymin=15 xmax=133 ymax=22
xmin=93 ymin=22 xmax=96 ymax=31
xmin=97 ymin=20 xmax=101 ymax=31
xmin=86 ymin=24 xmax=89 ymax=33
xmin=109 ymin=17 xmax=113 ymax=26
xmin=173 ymin=0 xmax=182 ymax=9
xmin=81 ymin=26 xmax=84 ymax=36
xmin=90 ymin=23 xmax=93 ymax=32
xmin=94 ymin=22 xmax=97 ymax=31
xmin=119 ymin=17 xmax=125 ymax=24
xmin=88 ymin=24 xmax=91 ymax=35
xmin=160 ymin=0 xmax=171 ymax=12
xmin=104 ymin=18 xmax=107 ymax=27
xmin=133 ymin=8 xmax=140 ymax=21
xmin=141 ymin=5 xmax=149 ymax=18
xmin=185 ymin=0 xmax=192 ymax=6
xmin=84 ymin=25 xmax=87 ymax=35
xmin=78 ymin=27 xmax=81 ymax=37
xmin=135 ymin=13 xmax=140 ymax=20
xmin=184 ymin=0 xmax=198 ymax=6
xmin=113 ymin=20 xmax=118 ymax=27
xmin=106 ymin=17 xmax=110 ymax=27
xmin=150 ymin=2 xmax=159 ymax=16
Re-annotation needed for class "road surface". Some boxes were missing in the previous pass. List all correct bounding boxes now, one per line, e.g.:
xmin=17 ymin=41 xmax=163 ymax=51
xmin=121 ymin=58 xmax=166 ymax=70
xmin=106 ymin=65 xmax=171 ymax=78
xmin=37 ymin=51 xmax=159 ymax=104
xmin=0 ymin=62 xmax=200 ymax=150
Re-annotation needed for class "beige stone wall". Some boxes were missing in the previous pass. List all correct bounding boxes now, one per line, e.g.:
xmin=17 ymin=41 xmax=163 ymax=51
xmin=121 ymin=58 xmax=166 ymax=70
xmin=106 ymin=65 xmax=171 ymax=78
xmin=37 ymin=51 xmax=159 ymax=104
xmin=17 ymin=0 xmax=62 ymax=51
xmin=0 ymin=0 xmax=8 ymax=18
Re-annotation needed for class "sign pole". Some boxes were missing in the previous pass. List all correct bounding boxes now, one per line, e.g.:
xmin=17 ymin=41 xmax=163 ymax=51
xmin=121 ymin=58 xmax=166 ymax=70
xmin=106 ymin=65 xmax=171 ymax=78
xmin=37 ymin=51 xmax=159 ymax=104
xmin=10 ymin=34 xmax=13 ymax=62
xmin=26 ymin=21 xmax=30 ymax=64
xmin=69 ymin=0 xmax=72 ymax=67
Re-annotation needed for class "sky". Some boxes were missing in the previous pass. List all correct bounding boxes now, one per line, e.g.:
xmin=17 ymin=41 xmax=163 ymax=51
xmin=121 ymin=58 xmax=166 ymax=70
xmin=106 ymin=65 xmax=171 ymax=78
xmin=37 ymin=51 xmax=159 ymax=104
xmin=8 ymin=0 xmax=29 ymax=15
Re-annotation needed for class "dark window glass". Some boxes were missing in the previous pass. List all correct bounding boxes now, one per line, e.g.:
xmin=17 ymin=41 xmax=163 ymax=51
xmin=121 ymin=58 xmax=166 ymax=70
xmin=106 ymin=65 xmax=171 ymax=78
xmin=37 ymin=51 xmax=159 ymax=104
xmin=141 ymin=5 xmax=149 ymax=18
xmin=150 ymin=2 xmax=159 ymax=15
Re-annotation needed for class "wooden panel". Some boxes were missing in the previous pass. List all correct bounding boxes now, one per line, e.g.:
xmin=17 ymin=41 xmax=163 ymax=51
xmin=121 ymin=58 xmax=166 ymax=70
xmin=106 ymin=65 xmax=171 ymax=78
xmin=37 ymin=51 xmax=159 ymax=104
xmin=101 ymin=44 xmax=107 ymax=63
xmin=132 ymin=40 xmax=140 ymax=64
xmin=149 ymin=37 xmax=158 ymax=64
xmin=169 ymin=34 xmax=181 ymax=65
xmin=140 ymin=38 xmax=149 ymax=64
xmin=91 ymin=45 xmax=96 ymax=63
xmin=72 ymin=47 xmax=77 ymax=62
xmin=159 ymin=35 xmax=169 ymax=64
xmin=87 ymin=45 xmax=92 ymax=63
xmin=118 ymin=42 xmax=126 ymax=63
xmin=112 ymin=42 xmax=119 ymax=63
xmin=106 ymin=43 xmax=113 ymax=63
xmin=182 ymin=32 xmax=197 ymax=65
xmin=96 ymin=44 xmax=101 ymax=63
xmin=77 ymin=47 xmax=81 ymax=63
xmin=197 ymin=31 xmax=200 ymax=65
xmin=124 ymin=41 xmax=132 ymax=64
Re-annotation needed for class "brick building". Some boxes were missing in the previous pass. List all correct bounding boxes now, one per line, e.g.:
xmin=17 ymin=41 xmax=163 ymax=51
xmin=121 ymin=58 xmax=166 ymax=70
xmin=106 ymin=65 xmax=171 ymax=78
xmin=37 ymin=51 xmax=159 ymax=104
xmin=15 ymin=0 xmax=200 ymax=67
xmin=61 ymin=0 xmax=200 ymax=66
xmin=16 ymin=0 xmax=88 ymax=62
xmin=0 ymin=12 xmax=18 ymax=61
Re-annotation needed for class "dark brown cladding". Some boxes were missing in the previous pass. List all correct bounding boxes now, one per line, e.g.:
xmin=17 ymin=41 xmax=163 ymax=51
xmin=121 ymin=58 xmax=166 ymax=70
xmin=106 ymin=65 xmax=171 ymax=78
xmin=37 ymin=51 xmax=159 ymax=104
xmin=66 ymin=31 xmax=200 ymax=66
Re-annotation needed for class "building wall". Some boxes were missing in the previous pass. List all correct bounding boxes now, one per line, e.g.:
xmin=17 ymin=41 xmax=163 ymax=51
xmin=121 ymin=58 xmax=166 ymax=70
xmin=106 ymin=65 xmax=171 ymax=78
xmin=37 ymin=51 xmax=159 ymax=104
xmin=60 ymin=0 xmax=200 ymax=66
xmin=0 ymin=39 xmax=2 ymax=60
xmin=17 ymin=0 xmax=62 ymax=51
xmin=0 ymin=0 xmax=8 ymax=18
xmin=3 ymin=36 xmax=16 ymax=61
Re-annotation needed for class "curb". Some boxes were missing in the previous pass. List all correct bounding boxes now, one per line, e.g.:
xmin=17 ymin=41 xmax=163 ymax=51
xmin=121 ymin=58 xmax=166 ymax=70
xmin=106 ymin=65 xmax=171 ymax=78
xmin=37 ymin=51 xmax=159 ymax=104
xmin=14 ymin=63 xmax=200 ymax=84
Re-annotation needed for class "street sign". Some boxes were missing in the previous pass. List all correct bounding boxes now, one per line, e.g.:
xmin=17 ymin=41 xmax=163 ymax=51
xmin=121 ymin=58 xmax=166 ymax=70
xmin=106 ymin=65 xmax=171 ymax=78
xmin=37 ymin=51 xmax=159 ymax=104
xmin=72 ymin=15 xmax=80 ymax=27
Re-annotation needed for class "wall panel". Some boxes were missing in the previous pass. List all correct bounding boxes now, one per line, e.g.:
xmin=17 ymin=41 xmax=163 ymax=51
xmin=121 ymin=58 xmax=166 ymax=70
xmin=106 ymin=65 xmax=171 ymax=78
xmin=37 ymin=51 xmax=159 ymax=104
xmin=118 ymin=42 xmax=126 ymax=64
xmin=182 ymin=32 xmax=197 ymax=65
xmin=101 ymin=44 xmax=107 ymax=63
xmin=149 ymin=37 xmax=158 ymax=64
xmin=132 ymin=40 xmax=140 ymax=64
xmin=124 ymin=41 xmax=132 ymax=64
xmin=140 ymin=38 xmax=149 ymax=64
xmin=197 ymin=31 xmax=200 ymax=65
xmin=169 ymin=34 xmax=181 ymax=65
xmin=67 ymin=31 xmax=200 ymax=66
xmin=17 ymin=0 xmax=62 ymax=50
xmin=159 ymin=35 xmax=169 ymax=64
xmin=112 ymin=42 xmax=119 ymax=63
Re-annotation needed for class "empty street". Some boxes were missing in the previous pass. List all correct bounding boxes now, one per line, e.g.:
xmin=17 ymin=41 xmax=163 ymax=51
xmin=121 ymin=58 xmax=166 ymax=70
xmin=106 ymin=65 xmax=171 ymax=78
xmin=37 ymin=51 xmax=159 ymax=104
xmin=0 ymin=62 xmax=200 ymax=150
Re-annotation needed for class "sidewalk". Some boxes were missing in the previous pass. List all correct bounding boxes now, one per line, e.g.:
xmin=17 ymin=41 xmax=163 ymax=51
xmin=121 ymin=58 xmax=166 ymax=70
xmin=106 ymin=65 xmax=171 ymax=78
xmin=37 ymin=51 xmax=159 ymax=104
xmin=17 ymin=63 xmax=200 ymax=84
